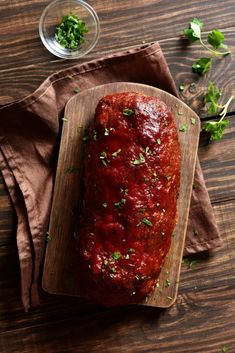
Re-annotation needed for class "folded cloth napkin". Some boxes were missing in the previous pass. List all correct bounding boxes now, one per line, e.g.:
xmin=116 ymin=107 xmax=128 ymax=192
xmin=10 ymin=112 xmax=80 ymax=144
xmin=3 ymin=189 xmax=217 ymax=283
xmin=0 ymin=42 xmax=222 ymax=311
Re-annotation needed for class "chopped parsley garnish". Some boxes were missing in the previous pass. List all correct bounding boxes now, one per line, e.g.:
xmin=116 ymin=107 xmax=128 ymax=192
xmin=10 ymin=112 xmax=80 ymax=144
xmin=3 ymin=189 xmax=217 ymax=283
xmin=82 ymin=135 xmax=89 ymax=142
xmin=112 ymin=148 xmax=122 ymax=157
xmin=157 ymin=138 xmax=161 ymax=145
xmin=100 ymin=151 xmax=107 ymax=158
xmin=167 ymin=296 xmax=173 ymax=300
xmin=93 ymin=130 xmax=98 ymax=140
xmin=189 ymin=260 xmax=198 ymax=268
xmin=123 ymin=108 xmax=134 ymax=117
xmin=104 ymin=127 xmax=112 ymax=136
xmin=66 ymin=166 xmax=77 ymax=173
xmin=131 ymin=153 xmax=146 ymax=165
xmin=73 ymin=87 xmax=80 ymax=94
xmin=179 ymin=124 xmax=188 ymax=132
xmin=114 ymin=198 xmax=126 ymax=208
xmin=54 ymin=13 xmax=88 ymax=50
xmin=145 ymin=146 xmax=151 ymax=156
xmin=102 ymin=203 xmax=108 ymax=208
xmin=103 ymin=259 xmax=108 ymax=266
xmin=99 ymin=151 xmax=110 ymax=166
xmin=221 ymin=346 xmax=229 ymax=353
xmin=191 ymin=117 xmax=196 ymax=125
xmin=120 ymin=188 xmax=128 ymax=195
xmin=165 ymin=175 xmax=172 ymax=181
xmin=111 ymin=251 xmax=121 ymax=260
xmin=141 ymin=218 xmax=153 ymax=227
xmin=178 ymin=111 xmax=184 ymax=116
xmin=140 ymin=275 xmax=147 ymax=280
xmin=165 ymin=279 xmax=171 ymax=287
xmin=45 ymin=232 xmax=52 ymax=242
xmin=153 ymin=172 xmax=158 ymax=178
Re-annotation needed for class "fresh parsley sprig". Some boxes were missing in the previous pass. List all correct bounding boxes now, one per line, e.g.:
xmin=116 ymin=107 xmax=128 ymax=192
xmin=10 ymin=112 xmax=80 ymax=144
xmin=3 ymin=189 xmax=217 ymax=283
xmin=184 ymin=18 xmax=230 ymax=56
xmin=183 ymin=18 xmax=230 ymax=74
xmin=202 ymin=82 xmax=234 ymax=140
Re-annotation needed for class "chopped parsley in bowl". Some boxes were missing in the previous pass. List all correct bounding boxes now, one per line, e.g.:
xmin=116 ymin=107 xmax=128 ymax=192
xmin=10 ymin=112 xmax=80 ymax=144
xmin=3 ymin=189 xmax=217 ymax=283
xmin=54 ymin=13 xmax=88 ymax=50
xmin=39 ymin=0 xmax=100 ymax=59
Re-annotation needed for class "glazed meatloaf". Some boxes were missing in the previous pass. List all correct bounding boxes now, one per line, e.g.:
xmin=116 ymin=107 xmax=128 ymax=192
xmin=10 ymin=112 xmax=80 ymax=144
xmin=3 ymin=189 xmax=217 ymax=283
xmin=78 ymin=92 xmax=180 ymax=306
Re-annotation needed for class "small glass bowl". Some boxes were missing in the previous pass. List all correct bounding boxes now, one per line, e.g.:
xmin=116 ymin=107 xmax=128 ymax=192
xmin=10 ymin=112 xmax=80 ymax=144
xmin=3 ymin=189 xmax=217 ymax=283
xmin=39 ymin=0 xmax=100 ymax=59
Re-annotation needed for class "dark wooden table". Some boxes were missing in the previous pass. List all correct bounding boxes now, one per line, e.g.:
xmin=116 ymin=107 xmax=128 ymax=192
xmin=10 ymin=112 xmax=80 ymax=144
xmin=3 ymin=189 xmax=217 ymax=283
xmin=1 ymin=1 xmax=235 ymax=352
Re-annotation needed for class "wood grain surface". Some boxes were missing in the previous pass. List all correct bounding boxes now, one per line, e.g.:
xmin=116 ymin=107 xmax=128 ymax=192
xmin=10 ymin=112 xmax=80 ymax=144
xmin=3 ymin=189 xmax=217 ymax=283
xmin=42 ymin=82 xmax=200 ymax=308
xmin=0 ymin=0 xmax=235 ymax=352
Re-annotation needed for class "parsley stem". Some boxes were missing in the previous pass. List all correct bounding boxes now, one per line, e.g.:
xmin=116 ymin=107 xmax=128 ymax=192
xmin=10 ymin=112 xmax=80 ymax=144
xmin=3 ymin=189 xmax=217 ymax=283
xmin=201 ymin=110 xmax=235 ymax=121
xmin=219 ymin=95 xmax=234 ymax=121
xmin=199 ymin=38 xmax=231 ymax=56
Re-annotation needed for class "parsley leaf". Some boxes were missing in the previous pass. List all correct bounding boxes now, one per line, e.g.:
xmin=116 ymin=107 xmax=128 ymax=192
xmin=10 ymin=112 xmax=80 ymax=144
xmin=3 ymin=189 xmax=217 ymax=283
xmin=73 ymin=87 xmax=80 ymax=94
xmin=165 ymin=279 xmax=171 ymax=287
xmin=131 ymin=153 xmax=146 ymax=165
xmin=204 ymin=81 xmax=222 ymax=115
xmin=221 ymin=346 xmax=229 ymax=353
xmin=203 ymin=83 xmax=234 ymax=140
xmin=112 ymin=149 xmax=122 ymax=157
xmin=183 ymin=18 xmax=203 ymax=42
xmin=111 ymin=252 xmax=121 ymax=260
xmin=179 ymin=124 xmax=188 ymax=132
xmin=207 ymin=29 xmax=225 ymax=49
xmin=123 ymin=108 xmax=134 ymax=117
xmin=114 ymin=198 xmax=126 ymax=208
xmin=191 ymin=117 xmax=196 ymax=125
xmin=141 ymin=218 xmax=153 ymax=227
xmin=192 ymin=57 xmax=212 ymax=74
xmin=189 ymin=260 xmax=198 ymax=268
xmin=203 ymin=120 xmax=229 ymax=140
xmin=145 ymin=146 xmax=151 ymax=156
xmin=104 ymin=127 xmax=112 ymax=136
xmin=99 ymin=151 xmax=110 ymax=166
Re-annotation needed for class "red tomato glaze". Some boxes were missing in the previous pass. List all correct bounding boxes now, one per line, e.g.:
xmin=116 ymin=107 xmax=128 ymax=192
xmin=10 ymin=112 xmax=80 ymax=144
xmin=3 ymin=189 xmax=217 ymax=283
xmin=78 ymin=92 xmax=180 ymax=306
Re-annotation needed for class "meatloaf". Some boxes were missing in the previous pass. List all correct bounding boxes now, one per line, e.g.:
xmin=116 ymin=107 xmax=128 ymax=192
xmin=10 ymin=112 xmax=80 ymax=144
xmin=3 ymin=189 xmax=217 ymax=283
xmin=78 ymin=92 xmax=180 ymax=306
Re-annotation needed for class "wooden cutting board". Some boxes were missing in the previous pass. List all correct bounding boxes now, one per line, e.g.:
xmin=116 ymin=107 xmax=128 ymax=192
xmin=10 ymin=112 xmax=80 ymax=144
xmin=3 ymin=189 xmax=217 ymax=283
xmin=42 ymin=82 xmax=200 ymax=308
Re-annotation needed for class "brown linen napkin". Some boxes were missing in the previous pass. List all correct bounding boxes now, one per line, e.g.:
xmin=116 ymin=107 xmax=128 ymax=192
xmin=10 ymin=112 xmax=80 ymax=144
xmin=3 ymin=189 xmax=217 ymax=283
xmin=0 ymin=42 xmax=222 ymax=311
